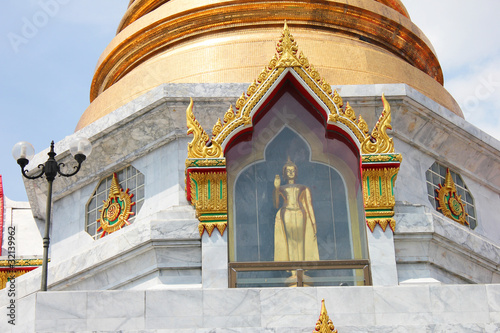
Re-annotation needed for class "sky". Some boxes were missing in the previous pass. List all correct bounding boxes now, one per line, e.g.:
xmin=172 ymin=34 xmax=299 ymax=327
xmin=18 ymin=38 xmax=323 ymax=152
xmin=1 ymin=0 xmax=499 ymax=202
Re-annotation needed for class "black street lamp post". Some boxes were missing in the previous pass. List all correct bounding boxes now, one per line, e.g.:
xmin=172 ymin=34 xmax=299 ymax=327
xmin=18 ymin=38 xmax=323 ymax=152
xmin=12 ymin=138 xmax=91 ymax=291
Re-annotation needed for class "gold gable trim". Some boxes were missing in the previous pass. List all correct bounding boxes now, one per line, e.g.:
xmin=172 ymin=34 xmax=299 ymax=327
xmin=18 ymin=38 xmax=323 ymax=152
xmin=187 ymin=22 xmax=397 ymax=158
xmin=186 ymin=22 xmax=402 ymax=235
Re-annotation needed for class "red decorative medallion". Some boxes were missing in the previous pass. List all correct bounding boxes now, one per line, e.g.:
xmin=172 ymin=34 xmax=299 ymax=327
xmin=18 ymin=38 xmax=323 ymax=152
xmin=97 ymin=173 xmax=135 ymax=238
xmin=436 ymin=169 xmax=468 ymax=225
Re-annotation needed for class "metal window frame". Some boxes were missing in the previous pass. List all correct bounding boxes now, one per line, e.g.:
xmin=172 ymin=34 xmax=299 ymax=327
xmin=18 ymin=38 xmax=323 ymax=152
xmin=229 ymin=260 xmax=371 ymax=288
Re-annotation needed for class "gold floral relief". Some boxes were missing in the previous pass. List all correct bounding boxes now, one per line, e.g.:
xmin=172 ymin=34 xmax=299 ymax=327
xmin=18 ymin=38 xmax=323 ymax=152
xmin=189 ymin=171 xmax=228 ymax=236
xmin=362 ymin=166 xmax=400 ymax=232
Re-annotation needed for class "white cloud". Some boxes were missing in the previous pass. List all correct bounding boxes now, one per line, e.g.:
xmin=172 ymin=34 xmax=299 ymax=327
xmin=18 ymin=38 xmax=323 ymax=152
xmin=447 ymin=58 xmax=500 ymax=139
xmin=404 ymin=0 xmax=500 ymax=140
xmin=404 ymin=0 xmax=500 ymax=72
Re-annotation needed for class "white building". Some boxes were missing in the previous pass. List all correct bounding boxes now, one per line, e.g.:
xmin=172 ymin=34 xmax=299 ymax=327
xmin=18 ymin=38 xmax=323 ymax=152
xmin=2 ymin=1 xmax=500 ymax=332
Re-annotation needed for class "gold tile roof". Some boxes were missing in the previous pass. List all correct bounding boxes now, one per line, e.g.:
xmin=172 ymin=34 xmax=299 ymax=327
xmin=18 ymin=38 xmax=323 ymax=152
xmin=77 ymin=0 xmax=462 ymax=130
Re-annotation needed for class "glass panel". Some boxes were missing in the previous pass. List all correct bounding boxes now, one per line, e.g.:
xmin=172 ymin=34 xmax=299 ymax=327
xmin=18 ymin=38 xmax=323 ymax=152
xmin=136 ymin=185 xmax=145 ymax=200
xmin=425 ymin=171 xmax=432 ymax=183
xmin=128 ymin=177 xmax=136 ymax=190
xmin=228 ymin=91 xmax=367 ymax=264
xmin=87 ymin=223 xmax=96 ymax=236
xmin=465 ymin=192 xmax=473 ymax=204
xmin=439 ymin=165 xmax=447 ymax=178
xmin=234 ymin=268 xmax=365 ymax=288
xmin=432 ymin=173 xmax=441 ymax=186
xmin=427 ymin=183 xmax=435 ymax=196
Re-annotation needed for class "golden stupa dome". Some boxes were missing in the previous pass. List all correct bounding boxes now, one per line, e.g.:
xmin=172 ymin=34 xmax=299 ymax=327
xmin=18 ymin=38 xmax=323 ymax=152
xmin=76 ymin=0 xmax=461 ymax=130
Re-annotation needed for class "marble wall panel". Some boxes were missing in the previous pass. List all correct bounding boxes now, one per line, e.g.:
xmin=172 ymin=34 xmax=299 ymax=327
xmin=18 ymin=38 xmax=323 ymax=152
xmin=394 ymin=203 xmax=434 ymax=233
xmin=5 ymin=283 xmax=499 ymax=332
xmin=203 ymin=289 xmax=261 ymax=328
xmin=157 ymin=268 xmax=202 ymax=286
xmin=366 ymin=227 xmax=398 ymax=286
xmin=428 ymin=239 xmax=492 ymax=284
xmin=146 ymin=289 xmax=203 ymax=329
xmin=86 ymin=290 xmax=145 ymax=331
xmin=260 ymin=287 xmax=318 ymax=328
xmin=392 ymin=138 xmax=433 ymax=206
xmin=3 ymin=216 xmax=202 ymax=301
xmin=202 ymin=232 xmax=229 ymax=289
xmin=317 ymin=286 xmax=375 ymax=326
xmin=429 ymin=285 xmax=489 ymax=324
xmin=35 ymin=291 xmax=88 ymax=332
xmin=0 ymin=293 xmax=37 ymax=333
xmin=395 ymin=203 xmax=500 ymax=284
xmin=373 ymin=285 xmax=432 ymax=325
xmin=393 ymin=235 xmax=431 ymax=262
xmin=396 ymin=263 xmax=432 ymax=282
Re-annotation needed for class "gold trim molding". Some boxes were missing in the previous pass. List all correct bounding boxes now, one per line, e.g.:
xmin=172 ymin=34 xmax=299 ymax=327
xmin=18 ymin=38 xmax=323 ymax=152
xmin=0 ymin=270 xmax=34 ymax=290
xmin=0 ymin=259 xmax=42 ymax=289
xmin=0 ymin=259 xmax=43 ymax=267
xmin=187 ymin=22 xmax=397 ymax=159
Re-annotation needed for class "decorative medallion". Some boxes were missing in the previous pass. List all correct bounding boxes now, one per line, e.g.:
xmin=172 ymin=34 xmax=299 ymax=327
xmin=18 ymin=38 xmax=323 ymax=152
xmin=97 ymin=173 xmax=135 ymax=238
xmin=313 ymin=299 xmax=338 ymax=333
xmin=186 ymin=22 xmax=402 ymax=235
xmin=436 ymin=169 xmax=468 ymax=225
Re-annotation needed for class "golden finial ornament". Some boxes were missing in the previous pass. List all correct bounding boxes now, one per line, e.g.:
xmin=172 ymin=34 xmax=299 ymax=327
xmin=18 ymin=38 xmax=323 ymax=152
xmin=313 ymin=299 xmax=338 ymax=333
xmin=276 ymin=21 xmax=301 ymax=68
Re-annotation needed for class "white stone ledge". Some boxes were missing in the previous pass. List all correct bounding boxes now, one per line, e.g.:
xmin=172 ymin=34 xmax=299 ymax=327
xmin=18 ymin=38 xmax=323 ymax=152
xmin=0 ymin=213 xmax=201 ymax=305
xmin=394 ymin=204 xmax=500 ymax=283
xmin=2 ymin=284 xmax=499 ymax=332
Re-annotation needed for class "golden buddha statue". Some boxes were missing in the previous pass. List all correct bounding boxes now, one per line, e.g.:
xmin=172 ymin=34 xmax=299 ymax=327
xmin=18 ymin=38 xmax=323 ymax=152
xmin=274 ymin=158 xmax=320 ymax=261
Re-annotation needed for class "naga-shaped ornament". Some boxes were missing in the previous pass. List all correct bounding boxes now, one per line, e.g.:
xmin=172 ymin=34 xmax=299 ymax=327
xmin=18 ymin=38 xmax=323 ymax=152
xmin=186 ymin=98 xmax=223 ymax=158
xmin=361 ymin=94 xmax=395 ymax=154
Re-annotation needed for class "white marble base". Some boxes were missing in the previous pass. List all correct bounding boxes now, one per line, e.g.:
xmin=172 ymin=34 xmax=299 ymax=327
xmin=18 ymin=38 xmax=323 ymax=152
xmin=366 ymin=226 xmax=398 ymax=286
xmin=2 ymin=284 xmax=498 ymax=332
xmin=202 ymin=231 xmax=229 ymax=289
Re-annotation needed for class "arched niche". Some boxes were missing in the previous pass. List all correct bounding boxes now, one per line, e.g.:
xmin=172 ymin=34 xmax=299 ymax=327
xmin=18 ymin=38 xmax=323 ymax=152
xmin=226 ymin=84 xmax=368 ymax=287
